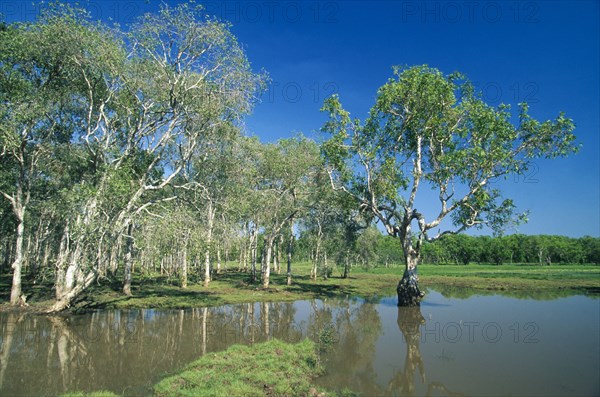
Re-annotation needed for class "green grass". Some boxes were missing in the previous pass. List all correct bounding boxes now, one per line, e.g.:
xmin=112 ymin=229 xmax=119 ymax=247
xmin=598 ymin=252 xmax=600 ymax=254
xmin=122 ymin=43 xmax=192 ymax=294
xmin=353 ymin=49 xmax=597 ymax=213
xmin=61 ymin=339 xmax=329 ymax=397
xmin=1 ymin=262 xmax=598 ymax=313
xmin=153 ymin=339 xmax=325 ymax=397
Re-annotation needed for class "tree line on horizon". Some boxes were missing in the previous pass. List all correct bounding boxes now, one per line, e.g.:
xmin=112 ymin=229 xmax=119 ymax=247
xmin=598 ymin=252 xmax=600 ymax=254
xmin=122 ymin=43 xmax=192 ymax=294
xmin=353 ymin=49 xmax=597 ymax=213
xmin=0 ymin=2 xmax=582 ymax=310
xmin=293 ymin=230 xmax=600 ymax=269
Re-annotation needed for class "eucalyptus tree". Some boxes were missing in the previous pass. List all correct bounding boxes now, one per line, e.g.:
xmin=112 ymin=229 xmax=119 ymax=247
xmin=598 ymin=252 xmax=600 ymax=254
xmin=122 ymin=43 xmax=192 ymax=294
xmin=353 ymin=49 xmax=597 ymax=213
xmin=321 ymin=65 xmax=577 ymax=306
xmin=42 ymin=3 xmax=263 ymax=311
xmin=0 ymin=5 xmax=122 ymax=305
xmin=253 ymin=136 xmax=321 ymax=288
xmin=181 ymin=126 xmax=248 ymax=286
xmin=300 ymin=170 xmax=356 ymax=280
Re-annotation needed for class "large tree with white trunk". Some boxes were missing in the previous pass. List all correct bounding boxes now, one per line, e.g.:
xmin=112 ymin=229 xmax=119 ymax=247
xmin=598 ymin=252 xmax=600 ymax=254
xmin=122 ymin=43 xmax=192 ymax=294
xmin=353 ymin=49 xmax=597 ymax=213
xmin=1 ymin=2 xmax=264 ymax=311
xmin=321 ymin=65 xmax=577 ymax=306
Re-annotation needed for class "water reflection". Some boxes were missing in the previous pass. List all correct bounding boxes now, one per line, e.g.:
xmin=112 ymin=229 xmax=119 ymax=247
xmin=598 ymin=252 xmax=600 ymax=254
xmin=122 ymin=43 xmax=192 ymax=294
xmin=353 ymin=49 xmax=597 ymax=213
xmin=0 ymin=303 xmax=304 ymax=396
xmin=313 ymin=298 xmax=383 ymax=395
xmin=0 ymin=291 xmax=598 ymax=396
xmin=387 ymin=307 xmax=426 ymax=396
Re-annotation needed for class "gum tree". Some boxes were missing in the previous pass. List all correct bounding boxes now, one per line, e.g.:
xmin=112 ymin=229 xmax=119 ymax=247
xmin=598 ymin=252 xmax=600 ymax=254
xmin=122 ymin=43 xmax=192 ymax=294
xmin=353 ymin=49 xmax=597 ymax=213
xmin=37 ymin=2 xmax=264 ymax=311
xmin=321 ymin=65 xmax=577 ymax=306
xmin=254 ymin=136 xmax=321 ymax=288
xmin=0 ymin=6 xmax=119 ymax=305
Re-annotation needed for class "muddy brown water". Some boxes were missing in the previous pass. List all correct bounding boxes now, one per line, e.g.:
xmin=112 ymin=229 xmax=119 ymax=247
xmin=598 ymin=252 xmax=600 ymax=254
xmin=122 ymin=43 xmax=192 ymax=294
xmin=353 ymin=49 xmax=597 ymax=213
xmin=0 ymin=290 xmax=598 ymax=396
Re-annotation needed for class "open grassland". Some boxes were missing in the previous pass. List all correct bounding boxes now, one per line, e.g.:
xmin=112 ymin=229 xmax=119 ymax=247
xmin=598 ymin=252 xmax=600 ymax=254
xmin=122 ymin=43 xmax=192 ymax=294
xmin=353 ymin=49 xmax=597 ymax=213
xmin=1 ymin=262 xmax=598 ymax=312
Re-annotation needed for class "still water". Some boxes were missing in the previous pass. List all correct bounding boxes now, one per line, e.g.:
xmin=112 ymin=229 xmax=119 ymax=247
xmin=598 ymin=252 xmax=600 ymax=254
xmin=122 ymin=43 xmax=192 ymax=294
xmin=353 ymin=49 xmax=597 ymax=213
xmin=0 ymin=290 xmax=598 ymax=396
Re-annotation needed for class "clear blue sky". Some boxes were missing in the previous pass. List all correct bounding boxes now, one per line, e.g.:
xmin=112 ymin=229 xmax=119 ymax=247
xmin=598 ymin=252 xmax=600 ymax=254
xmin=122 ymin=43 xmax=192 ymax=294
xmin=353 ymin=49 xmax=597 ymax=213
xmin=2 ymin=0 xmax=598 ymax=237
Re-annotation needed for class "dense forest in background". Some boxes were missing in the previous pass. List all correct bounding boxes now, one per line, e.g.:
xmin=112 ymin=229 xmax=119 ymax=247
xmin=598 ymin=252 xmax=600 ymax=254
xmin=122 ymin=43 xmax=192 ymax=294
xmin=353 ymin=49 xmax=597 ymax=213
xmin=294 ymin=230 xmax=600 ymax=268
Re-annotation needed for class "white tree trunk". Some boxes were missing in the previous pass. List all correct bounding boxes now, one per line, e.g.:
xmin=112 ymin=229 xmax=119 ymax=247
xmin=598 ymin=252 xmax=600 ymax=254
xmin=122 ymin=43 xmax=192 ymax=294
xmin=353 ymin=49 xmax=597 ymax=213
xmin=9 ymin=205 xmax=25 ymax=305
xmin=204 ymin=203 xmax=215 ymax=287
xmin=181 ymin=247 xmax=188 ymax=289
xmin=122 ymin=223 xmax=134 ymax=296
xmin=287 ymin=221 xmax=293 ymax=286
xmin=262 ymin=236 xmax=273 ymax=289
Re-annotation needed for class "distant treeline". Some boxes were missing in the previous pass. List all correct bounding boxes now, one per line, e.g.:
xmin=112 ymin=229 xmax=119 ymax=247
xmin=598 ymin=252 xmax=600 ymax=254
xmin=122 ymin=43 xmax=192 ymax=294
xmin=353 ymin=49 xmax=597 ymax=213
xmin=294 ymin=230 xmax=600 ymax=266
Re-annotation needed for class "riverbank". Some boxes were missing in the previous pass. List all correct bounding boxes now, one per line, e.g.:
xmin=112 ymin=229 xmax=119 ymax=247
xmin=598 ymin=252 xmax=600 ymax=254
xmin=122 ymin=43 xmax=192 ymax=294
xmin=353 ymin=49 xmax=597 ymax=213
xmin=63 ymin=339 xmax=332 ymax=397
xmin=1 ymin=263 xmax=598 ymax=313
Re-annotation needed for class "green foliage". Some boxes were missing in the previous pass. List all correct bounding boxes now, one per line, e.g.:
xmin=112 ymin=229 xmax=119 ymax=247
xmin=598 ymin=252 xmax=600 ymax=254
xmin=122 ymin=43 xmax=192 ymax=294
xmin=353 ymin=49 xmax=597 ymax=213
xmin=321 ymin=64 xmax=578 ymax=259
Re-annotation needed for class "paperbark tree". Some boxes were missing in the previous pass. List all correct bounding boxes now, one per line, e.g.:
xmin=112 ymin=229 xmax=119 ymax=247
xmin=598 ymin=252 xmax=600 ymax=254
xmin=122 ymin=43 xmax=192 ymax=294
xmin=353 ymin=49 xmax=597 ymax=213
xmin=0 ymin=6 xmax=120 ymax=305
xmin=253 ymin=136 xmax=321 ymax=288
xmin=42 ymin=2 xmax=263 ymax=312
xmin=321 ymin=65 xmax=577 ymax=306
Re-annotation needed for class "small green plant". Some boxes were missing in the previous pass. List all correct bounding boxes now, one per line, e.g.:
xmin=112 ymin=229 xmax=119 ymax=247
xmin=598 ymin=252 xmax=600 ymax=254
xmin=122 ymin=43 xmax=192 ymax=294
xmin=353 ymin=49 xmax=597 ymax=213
xmin=319 ymin=266 xmax=333 ymax=280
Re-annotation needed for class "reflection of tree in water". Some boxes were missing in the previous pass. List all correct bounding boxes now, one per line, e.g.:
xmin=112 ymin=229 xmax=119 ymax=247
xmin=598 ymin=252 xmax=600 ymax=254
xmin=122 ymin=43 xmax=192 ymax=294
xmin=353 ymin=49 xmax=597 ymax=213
xmin=0 ymin=302 xmax=305 ymax=396
xmin=311 ymin=298 xmax=384 ymax=396
xmin=387 ymin=307 xmax=465 ymax=397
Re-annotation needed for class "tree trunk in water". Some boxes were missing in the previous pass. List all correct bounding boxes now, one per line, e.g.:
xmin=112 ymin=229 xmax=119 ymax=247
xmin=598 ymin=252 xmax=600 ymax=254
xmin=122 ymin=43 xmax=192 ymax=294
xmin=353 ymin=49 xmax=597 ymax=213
xmin=122 ymin=223 xmax=134 ymax=296
xmin=9 ymin=206 xmax=25 ymax=306
xmin=397 ymin=254 xmax=424 ymax=306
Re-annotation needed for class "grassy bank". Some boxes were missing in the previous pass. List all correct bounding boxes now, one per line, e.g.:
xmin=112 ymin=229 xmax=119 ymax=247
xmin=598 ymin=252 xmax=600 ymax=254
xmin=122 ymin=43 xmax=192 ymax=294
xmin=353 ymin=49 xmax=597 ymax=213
xmin=63 ymin=339 xmax=332 ymax=397
xmin=1 ymin=262 xmax=598 ymax=312
xmin=154 ymin=339 xmax=326 ymax=397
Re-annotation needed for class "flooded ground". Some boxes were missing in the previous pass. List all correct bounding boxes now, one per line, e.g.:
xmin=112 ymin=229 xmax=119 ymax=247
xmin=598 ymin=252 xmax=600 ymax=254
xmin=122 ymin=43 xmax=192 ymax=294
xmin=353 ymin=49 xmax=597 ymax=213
xmin=0 ymin=289 xmax=598 ymax=396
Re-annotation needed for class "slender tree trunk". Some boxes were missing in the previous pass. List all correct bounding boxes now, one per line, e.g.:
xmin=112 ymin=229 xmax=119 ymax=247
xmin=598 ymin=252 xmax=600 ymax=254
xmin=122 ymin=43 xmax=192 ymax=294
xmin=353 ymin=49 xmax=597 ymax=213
xmin=286 ymin=221 xmax=293 ymax=286
xmin=122 ymin=223 xmax=134 ymax=296
xmin=109 ymin=233 xmax=122 ymax=278
xmin=262 ymin=236 xmax=273 ymax=289
xmin=204 ymin=249 xmax=211 ymax=287
xmin=276 ymin=235 xmax=283 ymax=274
xmin=272 ymin=239 xmax=278 ymax=274
xmin=310 ymin=222 xmax=322 ymax=281
xmin=343 ymin=251 xmax=350 ymax=278
xmin=181 ymin=247 xmax=188 ymax=289
xmin=216 ymin=247 xmax=222 ymax=274
xmin=250 ymin=225 xmax=258 ymax=283
xmin=204 ymin=202 xmax=215 ymax=287
xmin=10 ymin=205 xmax=25 ymax=305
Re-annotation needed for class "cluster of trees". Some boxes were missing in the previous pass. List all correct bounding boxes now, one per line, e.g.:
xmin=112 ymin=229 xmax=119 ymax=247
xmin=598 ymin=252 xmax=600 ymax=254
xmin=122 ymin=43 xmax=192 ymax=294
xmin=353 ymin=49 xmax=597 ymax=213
xmin=294 ymin=230 xmax=600 ymax=267
xmin=0 ymin=3 xmax=364 ymax=310
xmin=1 ymin=2 xmax=580 ymax=309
